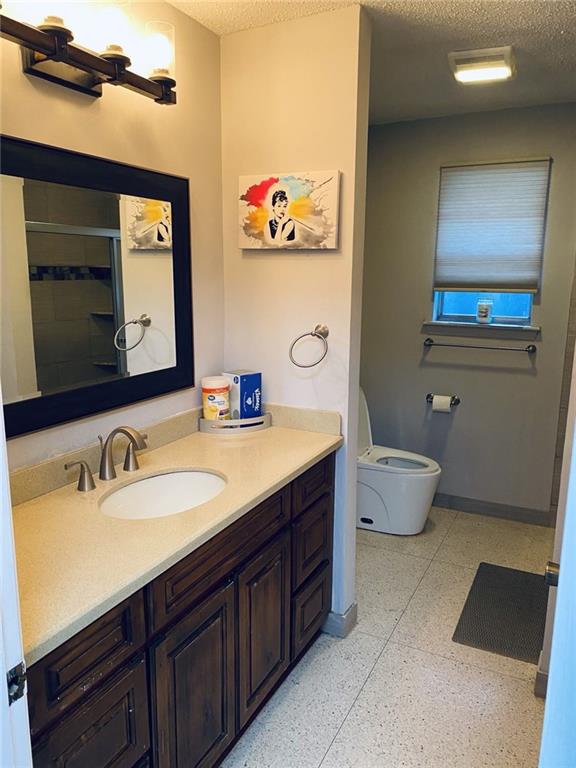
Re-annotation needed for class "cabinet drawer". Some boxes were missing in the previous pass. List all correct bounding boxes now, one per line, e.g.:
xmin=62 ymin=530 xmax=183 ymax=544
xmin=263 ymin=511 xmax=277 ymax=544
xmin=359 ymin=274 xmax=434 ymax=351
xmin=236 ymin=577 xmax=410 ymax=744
xmin=292 ymin=493 xmax=333 ymax=591
xmin=32 ymin=655 xmax=149 ymax=768
xmin=28 ymin=591 xmax=146 ymax=738
xmin=292 ymin=564 xmax=332 ymax=659
xmin=292 ymin=454 xmax=335 ymax=519
xmin=148 ymin=486 xmax=290 ymax=634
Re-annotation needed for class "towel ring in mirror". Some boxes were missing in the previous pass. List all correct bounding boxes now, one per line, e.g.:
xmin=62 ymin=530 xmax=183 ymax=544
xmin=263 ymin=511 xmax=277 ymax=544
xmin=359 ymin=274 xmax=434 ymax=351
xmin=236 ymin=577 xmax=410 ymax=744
xmin=114 ymin=314 xmax=152 ymax=351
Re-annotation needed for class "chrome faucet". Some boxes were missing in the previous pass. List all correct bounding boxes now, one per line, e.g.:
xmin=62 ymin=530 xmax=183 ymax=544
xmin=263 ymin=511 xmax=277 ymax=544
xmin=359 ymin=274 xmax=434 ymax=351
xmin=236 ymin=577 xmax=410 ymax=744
xmin=98 ymin=426 xmax=148 ymax=480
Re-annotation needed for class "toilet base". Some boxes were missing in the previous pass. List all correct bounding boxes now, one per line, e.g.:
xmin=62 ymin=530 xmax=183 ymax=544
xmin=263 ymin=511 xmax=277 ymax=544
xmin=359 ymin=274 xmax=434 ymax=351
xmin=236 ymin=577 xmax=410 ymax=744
xmin=356 ymin=466 xmax=441 ymax=535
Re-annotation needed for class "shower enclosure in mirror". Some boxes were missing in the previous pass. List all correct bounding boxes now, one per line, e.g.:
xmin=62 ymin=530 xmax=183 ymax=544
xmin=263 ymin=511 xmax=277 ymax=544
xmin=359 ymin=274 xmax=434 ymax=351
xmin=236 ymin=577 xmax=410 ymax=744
xmin=0 ymin=137 xmax=193 ymax=437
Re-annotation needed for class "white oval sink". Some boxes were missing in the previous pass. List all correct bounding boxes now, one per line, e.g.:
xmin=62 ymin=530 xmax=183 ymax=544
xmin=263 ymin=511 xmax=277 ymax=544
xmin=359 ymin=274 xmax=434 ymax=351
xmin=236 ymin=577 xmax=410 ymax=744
xmin=100 ymin=470 xmax=226 ymax=520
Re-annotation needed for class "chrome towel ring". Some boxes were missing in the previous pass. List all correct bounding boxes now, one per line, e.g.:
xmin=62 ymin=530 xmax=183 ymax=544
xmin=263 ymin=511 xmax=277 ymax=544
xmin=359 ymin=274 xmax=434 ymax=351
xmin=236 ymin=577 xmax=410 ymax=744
xmin=114 ymin=314 xmax=152 ymax=352
xmin=289 ymin=324 xmax=329 ymax=368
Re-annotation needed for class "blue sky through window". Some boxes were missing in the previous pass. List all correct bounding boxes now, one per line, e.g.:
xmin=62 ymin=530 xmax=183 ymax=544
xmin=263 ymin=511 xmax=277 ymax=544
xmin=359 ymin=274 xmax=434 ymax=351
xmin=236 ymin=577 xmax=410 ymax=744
xmin=434 ymin=292 xmax=532 ymax=323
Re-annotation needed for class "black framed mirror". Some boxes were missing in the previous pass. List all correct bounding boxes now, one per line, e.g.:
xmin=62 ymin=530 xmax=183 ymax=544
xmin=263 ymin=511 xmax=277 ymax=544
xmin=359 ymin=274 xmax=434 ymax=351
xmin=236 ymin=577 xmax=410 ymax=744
xmin=1 ymin=136 xmax=193 ymax=437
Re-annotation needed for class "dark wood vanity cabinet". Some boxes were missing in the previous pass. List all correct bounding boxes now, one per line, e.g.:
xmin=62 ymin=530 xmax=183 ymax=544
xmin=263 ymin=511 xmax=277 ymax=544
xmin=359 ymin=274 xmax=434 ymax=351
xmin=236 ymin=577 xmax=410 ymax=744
xmin=27 ymin=452 xmax=335 ymax=768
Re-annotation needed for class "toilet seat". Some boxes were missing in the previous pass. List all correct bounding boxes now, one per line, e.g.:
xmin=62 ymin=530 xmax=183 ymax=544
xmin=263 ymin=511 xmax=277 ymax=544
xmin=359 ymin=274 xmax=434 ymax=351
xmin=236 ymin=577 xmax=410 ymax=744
xmin=358 ymin=446 xmax=440 ymax=475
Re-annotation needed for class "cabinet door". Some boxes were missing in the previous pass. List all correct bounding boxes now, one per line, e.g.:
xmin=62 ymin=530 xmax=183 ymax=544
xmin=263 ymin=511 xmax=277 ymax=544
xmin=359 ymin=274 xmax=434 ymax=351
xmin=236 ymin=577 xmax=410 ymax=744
xmin=153 ymin=581 xmax=236 ymax=768
xmin=32 ymin=656 xmax=149 ymax=768
xmin=238 ymin=531 xmax=291 ymax=728
xmin=292 ymin=493 xmax=333 ymax=591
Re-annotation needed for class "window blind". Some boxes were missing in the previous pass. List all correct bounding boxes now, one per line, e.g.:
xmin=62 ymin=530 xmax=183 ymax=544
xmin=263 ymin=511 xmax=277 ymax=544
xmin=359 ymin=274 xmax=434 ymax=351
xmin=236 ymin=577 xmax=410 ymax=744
xmin=433 ymin=160 xmax=551 ymax=293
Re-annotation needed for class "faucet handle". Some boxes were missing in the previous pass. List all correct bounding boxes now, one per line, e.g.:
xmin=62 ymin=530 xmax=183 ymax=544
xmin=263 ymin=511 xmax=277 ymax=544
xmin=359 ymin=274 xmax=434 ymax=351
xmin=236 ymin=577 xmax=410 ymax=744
xmin=98 ymin=435 xmax=104 ymax=451
xmin=123 ymin=434 xmax=148 ymax=472
xmin=65 ymin=460 xmax=96 ymax=492
xmin=123 ymin=443 xmax=139 ymax=472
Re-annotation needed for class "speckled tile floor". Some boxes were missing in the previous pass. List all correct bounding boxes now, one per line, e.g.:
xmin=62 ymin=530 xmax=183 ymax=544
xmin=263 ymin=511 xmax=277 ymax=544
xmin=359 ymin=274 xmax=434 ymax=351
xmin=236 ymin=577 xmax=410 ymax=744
xmin=223 ymin=508 xmax=552 ymax=768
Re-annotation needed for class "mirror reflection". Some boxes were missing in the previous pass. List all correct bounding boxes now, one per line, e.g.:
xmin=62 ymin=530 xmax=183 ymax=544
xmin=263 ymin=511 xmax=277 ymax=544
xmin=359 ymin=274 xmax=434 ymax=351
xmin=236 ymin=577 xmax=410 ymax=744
xmin=0 ymin=177 xmax=176 ymax=405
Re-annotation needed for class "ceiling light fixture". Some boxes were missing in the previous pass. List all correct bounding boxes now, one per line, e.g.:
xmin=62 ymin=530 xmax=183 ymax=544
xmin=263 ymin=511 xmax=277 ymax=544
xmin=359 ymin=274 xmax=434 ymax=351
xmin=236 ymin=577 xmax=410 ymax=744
xmin=448 ymin=46 xmax=515 ymax=84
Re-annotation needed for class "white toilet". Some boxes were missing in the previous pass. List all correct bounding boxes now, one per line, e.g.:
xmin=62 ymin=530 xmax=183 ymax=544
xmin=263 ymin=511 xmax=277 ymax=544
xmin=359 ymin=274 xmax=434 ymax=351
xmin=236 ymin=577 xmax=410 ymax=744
xmin=357 ymin=388 xmax=441 ymax=535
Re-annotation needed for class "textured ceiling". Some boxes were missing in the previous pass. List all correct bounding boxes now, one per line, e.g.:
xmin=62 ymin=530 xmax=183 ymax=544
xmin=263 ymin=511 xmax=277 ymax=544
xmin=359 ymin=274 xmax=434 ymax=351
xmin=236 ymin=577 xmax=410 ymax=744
xmin=171 ymin=1 xmax=343 ymax=35
xmin=170 ymin=0 xmax=576 ymax=124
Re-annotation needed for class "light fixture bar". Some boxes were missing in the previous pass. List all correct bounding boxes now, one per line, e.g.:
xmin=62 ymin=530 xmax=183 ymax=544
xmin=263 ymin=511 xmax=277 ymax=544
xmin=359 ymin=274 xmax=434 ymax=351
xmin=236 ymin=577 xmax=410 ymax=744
xmin=0 ymin=14 xmax=176 ymax=104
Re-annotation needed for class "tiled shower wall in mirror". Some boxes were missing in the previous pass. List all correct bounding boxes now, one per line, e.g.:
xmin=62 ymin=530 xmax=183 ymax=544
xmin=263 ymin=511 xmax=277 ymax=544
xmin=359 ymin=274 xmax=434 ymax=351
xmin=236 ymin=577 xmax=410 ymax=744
xmin=24 ymin=181 xmax=122 ymax=394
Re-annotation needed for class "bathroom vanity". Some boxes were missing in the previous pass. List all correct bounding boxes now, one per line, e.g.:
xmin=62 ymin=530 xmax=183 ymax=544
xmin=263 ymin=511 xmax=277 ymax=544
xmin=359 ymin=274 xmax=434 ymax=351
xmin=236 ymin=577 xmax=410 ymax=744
xmin=13 ymin=428 xmax=340 ymax=768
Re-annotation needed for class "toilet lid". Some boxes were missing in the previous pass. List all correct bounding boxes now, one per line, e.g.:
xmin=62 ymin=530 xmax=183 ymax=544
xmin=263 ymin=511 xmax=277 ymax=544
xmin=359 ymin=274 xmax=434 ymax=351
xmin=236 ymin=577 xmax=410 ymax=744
xmin=357 ymin=387 xmax=373 ymax=456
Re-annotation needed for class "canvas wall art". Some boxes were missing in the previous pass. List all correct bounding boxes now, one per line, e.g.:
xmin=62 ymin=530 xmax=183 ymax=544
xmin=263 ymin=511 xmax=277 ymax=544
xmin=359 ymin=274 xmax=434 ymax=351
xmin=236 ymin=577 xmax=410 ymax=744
xmin=239 ymin=171 xmax=340 ymax=249
xmin=126 ymin=196 xmax=172 ymax=250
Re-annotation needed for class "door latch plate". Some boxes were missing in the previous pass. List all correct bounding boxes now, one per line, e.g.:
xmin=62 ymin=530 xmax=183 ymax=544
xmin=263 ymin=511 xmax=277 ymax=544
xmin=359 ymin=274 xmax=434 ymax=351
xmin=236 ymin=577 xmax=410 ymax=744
xmin=545 ymin=561 xmax=560 ymax=588
xmin=7 ymin=661 xmax=26 ymax=705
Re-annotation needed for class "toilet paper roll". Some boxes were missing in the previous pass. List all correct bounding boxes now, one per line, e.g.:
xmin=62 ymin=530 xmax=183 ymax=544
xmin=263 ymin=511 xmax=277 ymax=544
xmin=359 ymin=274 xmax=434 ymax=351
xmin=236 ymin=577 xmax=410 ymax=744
xmin=432 ymin=394 xmax=452 ymax=413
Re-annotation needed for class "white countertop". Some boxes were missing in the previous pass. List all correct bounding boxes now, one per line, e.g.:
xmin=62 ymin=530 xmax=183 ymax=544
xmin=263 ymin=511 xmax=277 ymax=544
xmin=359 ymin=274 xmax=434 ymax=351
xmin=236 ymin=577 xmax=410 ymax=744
xmin=12 ymin=427 xmax=342 ymax=666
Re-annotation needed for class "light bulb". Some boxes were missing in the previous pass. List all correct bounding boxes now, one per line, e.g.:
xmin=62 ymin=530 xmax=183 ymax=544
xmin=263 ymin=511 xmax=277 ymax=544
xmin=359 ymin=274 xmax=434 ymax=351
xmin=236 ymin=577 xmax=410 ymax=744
xmin=144 ymin=21 xmax=175 ymax=81
xmin=148 ymin=32 xmax=172 ymax=77
xmin=63 ymin=3 xmax=134 ymax=55
xmin=454 ymin=64 xmax=513 ymax=83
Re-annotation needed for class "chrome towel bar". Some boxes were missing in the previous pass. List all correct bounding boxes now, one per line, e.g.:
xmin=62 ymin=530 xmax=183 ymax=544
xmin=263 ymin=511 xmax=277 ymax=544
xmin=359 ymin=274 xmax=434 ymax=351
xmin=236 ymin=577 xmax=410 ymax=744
xmin=423 ymin=337 xmax=536 ymax=354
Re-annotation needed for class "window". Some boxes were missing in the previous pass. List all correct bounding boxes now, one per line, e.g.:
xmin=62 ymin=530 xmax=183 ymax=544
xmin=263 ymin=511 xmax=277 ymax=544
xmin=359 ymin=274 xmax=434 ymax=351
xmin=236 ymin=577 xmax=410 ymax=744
xmin=432 ymin=160 xmax=551 ymax=326
xmin=433 ymin=291 xmax=532 ymax=325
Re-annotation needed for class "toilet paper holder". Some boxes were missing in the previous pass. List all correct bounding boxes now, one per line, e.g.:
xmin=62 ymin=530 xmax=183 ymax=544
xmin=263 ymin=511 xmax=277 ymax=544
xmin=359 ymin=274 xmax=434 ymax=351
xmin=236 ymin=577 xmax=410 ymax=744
xmin=426 ymin=393 xmax=461 ymax=407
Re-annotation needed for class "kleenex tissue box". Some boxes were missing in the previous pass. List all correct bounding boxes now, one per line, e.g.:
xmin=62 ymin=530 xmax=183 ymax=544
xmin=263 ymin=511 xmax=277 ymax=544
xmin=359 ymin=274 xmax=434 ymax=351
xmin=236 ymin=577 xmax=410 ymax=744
xmin=222 ymin=370 xmax=262 ymax=419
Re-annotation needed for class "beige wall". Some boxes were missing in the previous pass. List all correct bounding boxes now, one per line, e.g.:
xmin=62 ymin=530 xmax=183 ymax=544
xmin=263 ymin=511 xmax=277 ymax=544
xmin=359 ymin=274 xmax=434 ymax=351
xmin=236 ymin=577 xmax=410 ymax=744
xmin=221 ymin=6 xmax=371 ymax=614
xmin=1 ymin=1 xmax=224 ymax=469
xmin=362 ymin=104 xmax=576 ymax=516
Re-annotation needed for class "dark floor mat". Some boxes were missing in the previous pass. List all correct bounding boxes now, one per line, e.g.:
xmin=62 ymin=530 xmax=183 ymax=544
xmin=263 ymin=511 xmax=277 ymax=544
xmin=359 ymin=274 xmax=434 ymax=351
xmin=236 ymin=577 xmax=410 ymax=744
xmin=452 ymin=562 xmax=548 ymax=664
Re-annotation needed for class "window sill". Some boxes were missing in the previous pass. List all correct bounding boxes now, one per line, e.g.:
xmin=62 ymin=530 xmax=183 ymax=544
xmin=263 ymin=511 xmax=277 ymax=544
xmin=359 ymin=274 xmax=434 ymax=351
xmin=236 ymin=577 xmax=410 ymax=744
xmin=422 ymin=320 xmax=541 ymax=340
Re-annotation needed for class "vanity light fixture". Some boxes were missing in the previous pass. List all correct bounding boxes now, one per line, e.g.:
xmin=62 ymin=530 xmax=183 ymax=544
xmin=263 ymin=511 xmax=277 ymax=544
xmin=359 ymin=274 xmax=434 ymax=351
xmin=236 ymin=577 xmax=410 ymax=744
xmin=448 ymin=46 xmax=515 ymax=84
xmin=0 ymin=12 xmax=177 ymax=104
